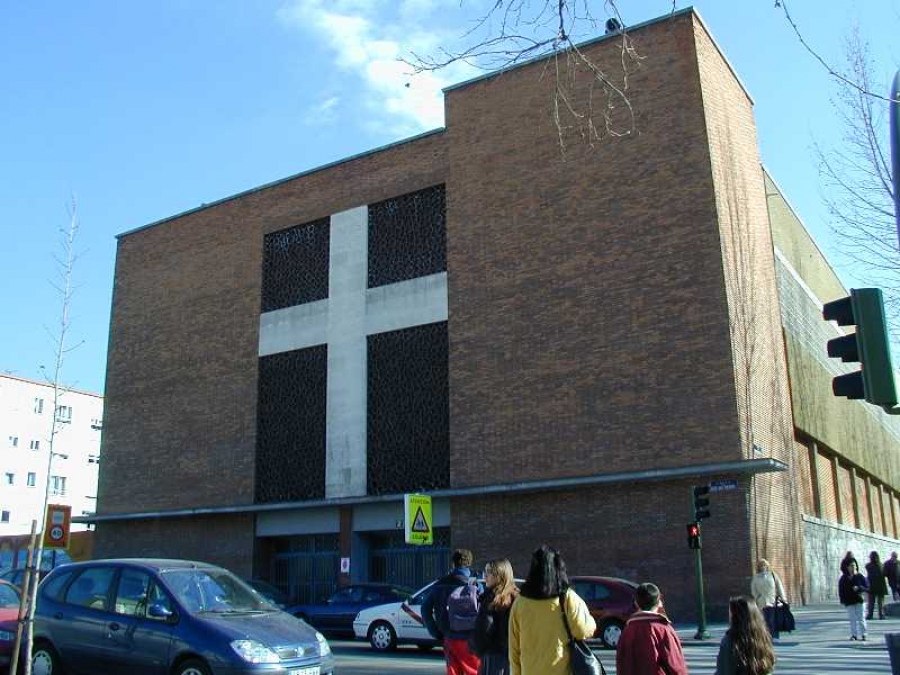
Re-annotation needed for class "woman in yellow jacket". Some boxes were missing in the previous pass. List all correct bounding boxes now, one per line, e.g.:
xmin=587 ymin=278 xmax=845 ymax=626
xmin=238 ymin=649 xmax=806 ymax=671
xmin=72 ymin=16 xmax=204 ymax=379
xmin=509 ymin=545 xmax=597 ymax=675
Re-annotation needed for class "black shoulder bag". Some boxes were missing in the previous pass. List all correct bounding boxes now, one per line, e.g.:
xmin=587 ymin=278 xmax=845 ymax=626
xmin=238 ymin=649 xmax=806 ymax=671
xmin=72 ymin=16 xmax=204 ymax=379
xmin=559 ymin=591 xmax=606 ymax=675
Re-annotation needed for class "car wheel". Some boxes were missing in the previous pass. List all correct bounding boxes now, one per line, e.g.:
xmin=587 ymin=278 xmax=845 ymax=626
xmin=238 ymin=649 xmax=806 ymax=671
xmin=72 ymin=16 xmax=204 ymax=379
xmin=32 ymin=643 xmax=64 ymax=675
xmin=175 ymin=658 xmax=212 ymax=675
xmin=599 ymin=618 xmax=625 ymax=649
xmin=368 ymin=620 xmax=398 ymax=652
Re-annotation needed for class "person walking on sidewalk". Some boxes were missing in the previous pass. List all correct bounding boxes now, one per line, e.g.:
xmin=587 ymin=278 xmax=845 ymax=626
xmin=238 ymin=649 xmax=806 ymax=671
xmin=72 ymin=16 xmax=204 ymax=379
xmin=616 ymin=582 xmax=688 ymax=675
xmin=714 ymin=596 xmax=775 ymax=675
xmin=865 ymin=551 xmax=888 ymax=620
xmin=884 ymin=551 xmax=900 ymax=602
xmin=750 ymin=559 xmax=786 ymax=639
xmin=839 ymin=560 xmax=869 ymax=641
xmin=470 ymin=558 xmax=518 ymax=675
xmin=422 ymin=548 xmax=482 ymax=675
xmin=508 ymin=545 xmax=596 ymax=675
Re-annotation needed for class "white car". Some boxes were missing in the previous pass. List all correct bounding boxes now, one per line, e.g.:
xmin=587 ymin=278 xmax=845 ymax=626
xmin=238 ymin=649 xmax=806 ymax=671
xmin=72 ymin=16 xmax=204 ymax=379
xmin=353 ymin=580 xmax=444 ymax=652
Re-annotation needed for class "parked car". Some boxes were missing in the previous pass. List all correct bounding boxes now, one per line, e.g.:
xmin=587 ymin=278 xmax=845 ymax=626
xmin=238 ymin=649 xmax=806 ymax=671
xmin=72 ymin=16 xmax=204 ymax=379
xmin=0 ymin=580 xmax=21 ymax=670
xmin=288 ymin=583 xmax=413 ymax=635
xmin=31 ymin=559 xmax=335 ymax=675
xmin=569 ymin=575 xmax=645 ymax=649
xmin=353 ymin=578 xmax=522 ymax=653
xmin=0 ymin=567 xmax=51 ymax=589
xmin=244 ymin=579 xmax=291 ymax=609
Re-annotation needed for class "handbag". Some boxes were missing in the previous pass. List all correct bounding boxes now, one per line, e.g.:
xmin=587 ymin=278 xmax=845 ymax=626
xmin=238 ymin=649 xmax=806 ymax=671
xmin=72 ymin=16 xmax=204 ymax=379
xmin=774 ymin=597 xmax=795 ymax=632
xmin=559 ymin=591 xmax=606 ymax=675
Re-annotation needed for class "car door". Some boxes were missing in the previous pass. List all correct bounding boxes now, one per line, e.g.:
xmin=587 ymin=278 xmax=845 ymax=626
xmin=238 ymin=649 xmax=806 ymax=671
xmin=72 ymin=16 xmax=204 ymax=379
xmin=102 ymin=568 xmax=176 ymax=675
xmin=316 ymin=587 xmax=362 ymax=630
xmin=398 ymin=584 xmax=434 ymax=641
xmin=53 ymin=566 xmax=118 ymax=674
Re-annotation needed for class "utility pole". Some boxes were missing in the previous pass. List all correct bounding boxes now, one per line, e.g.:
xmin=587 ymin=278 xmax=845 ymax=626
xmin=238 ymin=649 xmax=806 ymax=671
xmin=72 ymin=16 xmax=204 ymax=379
xmin=691 ymin=486 xmax=710 ymax=640
xmin=891 ymin=70 xmax=900 ymax=245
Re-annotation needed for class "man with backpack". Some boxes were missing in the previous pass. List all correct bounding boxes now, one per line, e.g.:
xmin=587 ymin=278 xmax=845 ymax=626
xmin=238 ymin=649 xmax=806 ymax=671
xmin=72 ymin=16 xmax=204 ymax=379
xmin=422 ymin=548 xmax=481 ymax=675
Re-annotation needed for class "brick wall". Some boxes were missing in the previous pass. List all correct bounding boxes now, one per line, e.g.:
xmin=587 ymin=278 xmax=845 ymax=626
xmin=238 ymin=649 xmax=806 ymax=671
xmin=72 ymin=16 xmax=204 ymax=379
xmin=99 ymin=133 xmax=447 ymax=516
xmin=94 ymin=514 xmax=255 ymax=577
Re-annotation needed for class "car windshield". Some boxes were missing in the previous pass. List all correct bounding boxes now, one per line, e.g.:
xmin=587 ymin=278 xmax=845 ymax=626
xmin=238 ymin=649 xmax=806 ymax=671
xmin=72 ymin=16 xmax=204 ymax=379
xmin=161 ymin=569 xmax=276 ymax=614
xmin=0 ymin=584 xmax=18 ymax=608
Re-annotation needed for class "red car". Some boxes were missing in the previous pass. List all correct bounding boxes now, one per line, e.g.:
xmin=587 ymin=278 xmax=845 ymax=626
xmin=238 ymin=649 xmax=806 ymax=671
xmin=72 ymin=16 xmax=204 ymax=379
xmin=569 ymin=576 xmax=645 ymax=649
xmin=0 ymin=580 xmax=21 ymax=670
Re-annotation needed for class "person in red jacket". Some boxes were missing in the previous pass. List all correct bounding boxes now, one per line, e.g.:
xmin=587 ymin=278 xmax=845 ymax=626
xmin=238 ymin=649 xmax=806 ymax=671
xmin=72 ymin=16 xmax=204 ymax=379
xmin=616 ymin=582 xmax=689 ymax=675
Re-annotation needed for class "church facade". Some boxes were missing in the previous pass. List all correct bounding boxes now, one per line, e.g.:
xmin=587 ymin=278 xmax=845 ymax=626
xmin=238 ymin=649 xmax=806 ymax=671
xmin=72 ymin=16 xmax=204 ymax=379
xmin=91 ymin=8 xmax=900 ymax=619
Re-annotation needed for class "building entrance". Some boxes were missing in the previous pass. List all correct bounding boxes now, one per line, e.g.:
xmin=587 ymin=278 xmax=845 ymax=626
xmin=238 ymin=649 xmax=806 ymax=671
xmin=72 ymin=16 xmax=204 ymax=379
xmin=367 ymin=527 xmax=450 ymax=590
xmin=271 ymin=533 xmax=340 ymax=604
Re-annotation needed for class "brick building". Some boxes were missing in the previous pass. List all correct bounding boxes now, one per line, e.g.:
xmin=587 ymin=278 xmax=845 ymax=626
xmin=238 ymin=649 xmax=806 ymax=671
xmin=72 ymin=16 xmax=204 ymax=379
xmin=88 ymin=8 xmax=900 ymax=620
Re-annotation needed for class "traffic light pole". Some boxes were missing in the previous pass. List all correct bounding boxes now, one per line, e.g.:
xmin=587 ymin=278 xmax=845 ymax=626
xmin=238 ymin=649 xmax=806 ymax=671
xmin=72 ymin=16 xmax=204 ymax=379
xmin=691 ymin=487 xmax=710 ymax=640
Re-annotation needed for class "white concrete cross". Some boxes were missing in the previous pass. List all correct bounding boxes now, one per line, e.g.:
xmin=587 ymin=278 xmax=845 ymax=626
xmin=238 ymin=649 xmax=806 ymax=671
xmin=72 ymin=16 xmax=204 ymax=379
xmin=258 ymin=205 xmax=448 ymax=499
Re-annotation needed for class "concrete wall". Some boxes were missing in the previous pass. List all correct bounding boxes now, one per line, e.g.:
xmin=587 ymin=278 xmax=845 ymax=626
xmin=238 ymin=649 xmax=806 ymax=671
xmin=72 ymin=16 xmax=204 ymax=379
xmin=803 ymin=514 xmax=900 ymax=603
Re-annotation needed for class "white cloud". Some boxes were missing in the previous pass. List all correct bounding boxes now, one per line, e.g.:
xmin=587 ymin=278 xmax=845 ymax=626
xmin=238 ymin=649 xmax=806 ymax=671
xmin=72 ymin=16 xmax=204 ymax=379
xmin=278 ymin=0 xmax=478 ymax=134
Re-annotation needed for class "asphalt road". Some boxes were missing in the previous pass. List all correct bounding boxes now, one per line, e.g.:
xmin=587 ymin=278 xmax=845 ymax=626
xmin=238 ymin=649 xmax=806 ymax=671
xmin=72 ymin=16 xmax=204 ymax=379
xmin=329 ymin=604 xmax=896 ymax=674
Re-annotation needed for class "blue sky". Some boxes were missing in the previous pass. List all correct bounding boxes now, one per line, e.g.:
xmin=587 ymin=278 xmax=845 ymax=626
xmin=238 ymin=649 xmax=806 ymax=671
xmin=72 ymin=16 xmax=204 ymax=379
xmin=1 ymin=0 xmax=898 ymax=395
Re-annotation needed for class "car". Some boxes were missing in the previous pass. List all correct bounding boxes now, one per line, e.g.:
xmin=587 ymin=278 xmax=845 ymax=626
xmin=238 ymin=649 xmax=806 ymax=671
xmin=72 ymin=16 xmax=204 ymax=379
xmin=353 ymin=580 xmax=443 ymax=652
xmin=31 ymin=559 xmax=335 ymax=675
xmin=569 ymin=575 xmax=647 ymax=649
xmin=287 ymin=583 xmax=413 ymax=635
xmin=244 ymin=579 xmax=291 ymax=608
xmin=0 ymin=580 xmax=21 ymax=670
xmin=0 ymin=567 xmax=51 ymax=589
xmin=353 ymin=578 xmax=523 ymax=653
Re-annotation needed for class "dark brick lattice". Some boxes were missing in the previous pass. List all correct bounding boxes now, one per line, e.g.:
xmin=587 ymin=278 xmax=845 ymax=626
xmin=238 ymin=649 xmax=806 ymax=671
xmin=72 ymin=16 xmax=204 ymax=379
xmin=261 ymin=217 xmax=330 ymax=312
xmin=256 ymin=346 xmax=327 ymax=502
xmin=368 ymin=184 xmax=446 ymax=288
xmin=367 ymin=322 xmax=449 ymax=495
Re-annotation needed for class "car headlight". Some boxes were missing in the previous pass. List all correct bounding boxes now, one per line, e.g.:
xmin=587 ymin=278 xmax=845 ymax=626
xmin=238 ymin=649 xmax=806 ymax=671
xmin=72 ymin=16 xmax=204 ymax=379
xmin=0 ymin=630 xmax=13 ymax=641
xmin=230 ymin=639 xmax=280 ymax=664
xmin=316 ymin=631 xmax=331 ymax=656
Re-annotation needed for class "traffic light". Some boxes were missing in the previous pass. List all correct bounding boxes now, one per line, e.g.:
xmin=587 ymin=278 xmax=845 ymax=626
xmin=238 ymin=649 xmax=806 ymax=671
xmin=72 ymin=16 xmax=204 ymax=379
xmin=687 ymin=522 xmax=701 ymax=549
xmin=822 ymin=288 xmax=897 ymax=408
xmin=693 ymin=485 xmax=711 ymax=521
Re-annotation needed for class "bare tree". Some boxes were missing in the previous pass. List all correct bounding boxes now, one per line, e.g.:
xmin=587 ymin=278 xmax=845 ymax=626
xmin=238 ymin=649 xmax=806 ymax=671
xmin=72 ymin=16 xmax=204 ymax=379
xmin=816 ymin=29 xmax=899 ymax=326
xmin=405 ymin=0 xmax=645 ymax=150
xmin=20 ymin=199 xmax=82 ymax=675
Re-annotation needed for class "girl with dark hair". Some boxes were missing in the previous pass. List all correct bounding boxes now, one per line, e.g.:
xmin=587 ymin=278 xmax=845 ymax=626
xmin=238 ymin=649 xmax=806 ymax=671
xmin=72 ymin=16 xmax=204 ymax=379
xmin=471 ymin=558 xmax=518 ymax=675
xmin=508 ymin=545 xmax=595 ymax=675
xmin=714 ymin=596 xmax=776 ymax=675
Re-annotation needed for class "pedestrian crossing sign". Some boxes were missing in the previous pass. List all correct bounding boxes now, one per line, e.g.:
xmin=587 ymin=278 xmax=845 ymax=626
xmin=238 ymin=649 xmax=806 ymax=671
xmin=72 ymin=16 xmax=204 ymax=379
xmin=404 ymin=493 xmax=433 ymax=545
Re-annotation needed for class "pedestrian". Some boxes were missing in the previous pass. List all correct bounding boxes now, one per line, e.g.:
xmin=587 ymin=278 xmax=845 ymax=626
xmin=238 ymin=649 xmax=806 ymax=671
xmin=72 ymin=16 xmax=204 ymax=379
xmin=616 ymin=582 xmax=688 ymax=675
xmin=884 ymin=551 xmax=900 ymax=602
xmin=865 ymin=551 xmax=887 ymax=620
xmin=750 ymin=559 xmax=786 ymax=639
xmin=714 ymin=596 xmax=775 ymax=675
xmin=422 ymin=548 xmax=481 ymax=675
xmin=839 ymin=560 xmax=869 ymax=641
xmin=470 ymin=558 xmax=518 ymax=675
xmin=840 ymin=551 xmax=858 ymax=576
xmin=508 ymin=545 xmax=596 ymax=675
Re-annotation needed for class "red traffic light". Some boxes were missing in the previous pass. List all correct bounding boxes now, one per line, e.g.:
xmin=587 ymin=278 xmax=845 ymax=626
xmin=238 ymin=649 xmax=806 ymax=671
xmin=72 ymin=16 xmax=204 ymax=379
xmin=687 ymin=523 xmax=700 ymax=537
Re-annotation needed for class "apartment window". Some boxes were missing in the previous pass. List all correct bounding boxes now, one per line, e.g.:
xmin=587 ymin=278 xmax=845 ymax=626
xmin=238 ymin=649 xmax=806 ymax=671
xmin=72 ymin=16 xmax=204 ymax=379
xmin=3 ymin=474 xmax=12 ymax=486
xmin=50 ymin=476 xmax=66 ymax=496
xmin=34 ymin=398 xmax=44 ymax=414
xmin=56 ymin=406 xmax=72 ymax=423
xmin=29 ymin=440 xmax=40 ymax=451
xmin=1 ymin=512 xmax=9 ymax=523
xmin=90 ymin=417 xmax=103 ymax=431
xmin=8 ymin=437 xmax=18 ymax=448
xmin=26 ymin=473 xmax=35 ymax=487
xmin=88 ymin=454 xmax=100 ymax=465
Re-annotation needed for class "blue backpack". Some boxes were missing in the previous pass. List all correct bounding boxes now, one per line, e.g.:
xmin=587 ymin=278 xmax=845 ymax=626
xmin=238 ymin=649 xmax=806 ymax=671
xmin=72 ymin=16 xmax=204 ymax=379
xmin=447 ymin=583 xmax=480 ymax=632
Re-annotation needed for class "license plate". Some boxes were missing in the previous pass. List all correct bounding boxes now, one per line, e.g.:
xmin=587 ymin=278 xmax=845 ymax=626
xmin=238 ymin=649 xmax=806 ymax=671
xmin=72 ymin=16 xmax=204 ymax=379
xmin=288 ymin=669 xmax=319 ymax=675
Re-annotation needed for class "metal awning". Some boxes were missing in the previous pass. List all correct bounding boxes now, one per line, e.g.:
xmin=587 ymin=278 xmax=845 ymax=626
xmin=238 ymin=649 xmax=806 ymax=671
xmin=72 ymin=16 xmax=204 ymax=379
xmin=74 ymin=457 xmax=787 ymax=524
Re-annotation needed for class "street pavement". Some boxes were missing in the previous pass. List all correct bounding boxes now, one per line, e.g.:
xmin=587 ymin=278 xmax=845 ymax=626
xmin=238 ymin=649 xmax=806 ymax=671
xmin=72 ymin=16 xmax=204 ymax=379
xmin=329 ymin=604 xmax=897 ymax=673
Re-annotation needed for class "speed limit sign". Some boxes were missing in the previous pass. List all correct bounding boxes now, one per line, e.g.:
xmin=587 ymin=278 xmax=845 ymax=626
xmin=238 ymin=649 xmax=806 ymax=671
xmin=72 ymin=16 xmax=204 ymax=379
xmin=42 ymin=504 xmax=71 ymax=549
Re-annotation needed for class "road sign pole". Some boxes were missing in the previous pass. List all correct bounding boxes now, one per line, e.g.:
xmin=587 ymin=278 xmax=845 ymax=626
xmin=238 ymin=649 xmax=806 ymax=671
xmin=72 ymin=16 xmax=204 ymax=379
xmin=891 ymin=70 xmax=900 ymax=246
xmin=691 ymin=487 xmax=710 ymax=640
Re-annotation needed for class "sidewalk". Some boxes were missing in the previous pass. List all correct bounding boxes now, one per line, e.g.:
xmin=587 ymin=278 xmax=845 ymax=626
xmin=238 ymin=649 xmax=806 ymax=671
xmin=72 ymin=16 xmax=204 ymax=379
xmin=666 ymin=604 xmax=893 ymax=674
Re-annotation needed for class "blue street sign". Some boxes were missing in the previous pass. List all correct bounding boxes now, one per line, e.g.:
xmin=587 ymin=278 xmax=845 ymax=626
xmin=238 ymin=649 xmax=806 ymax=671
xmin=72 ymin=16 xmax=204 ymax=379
xmin=709 ymin=479 xmax=738 ymax=493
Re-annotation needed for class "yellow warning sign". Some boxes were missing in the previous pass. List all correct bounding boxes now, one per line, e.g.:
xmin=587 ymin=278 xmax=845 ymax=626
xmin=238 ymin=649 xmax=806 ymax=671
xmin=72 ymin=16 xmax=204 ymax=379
xmin=404 ymin=493 xmax=433 ymax=545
